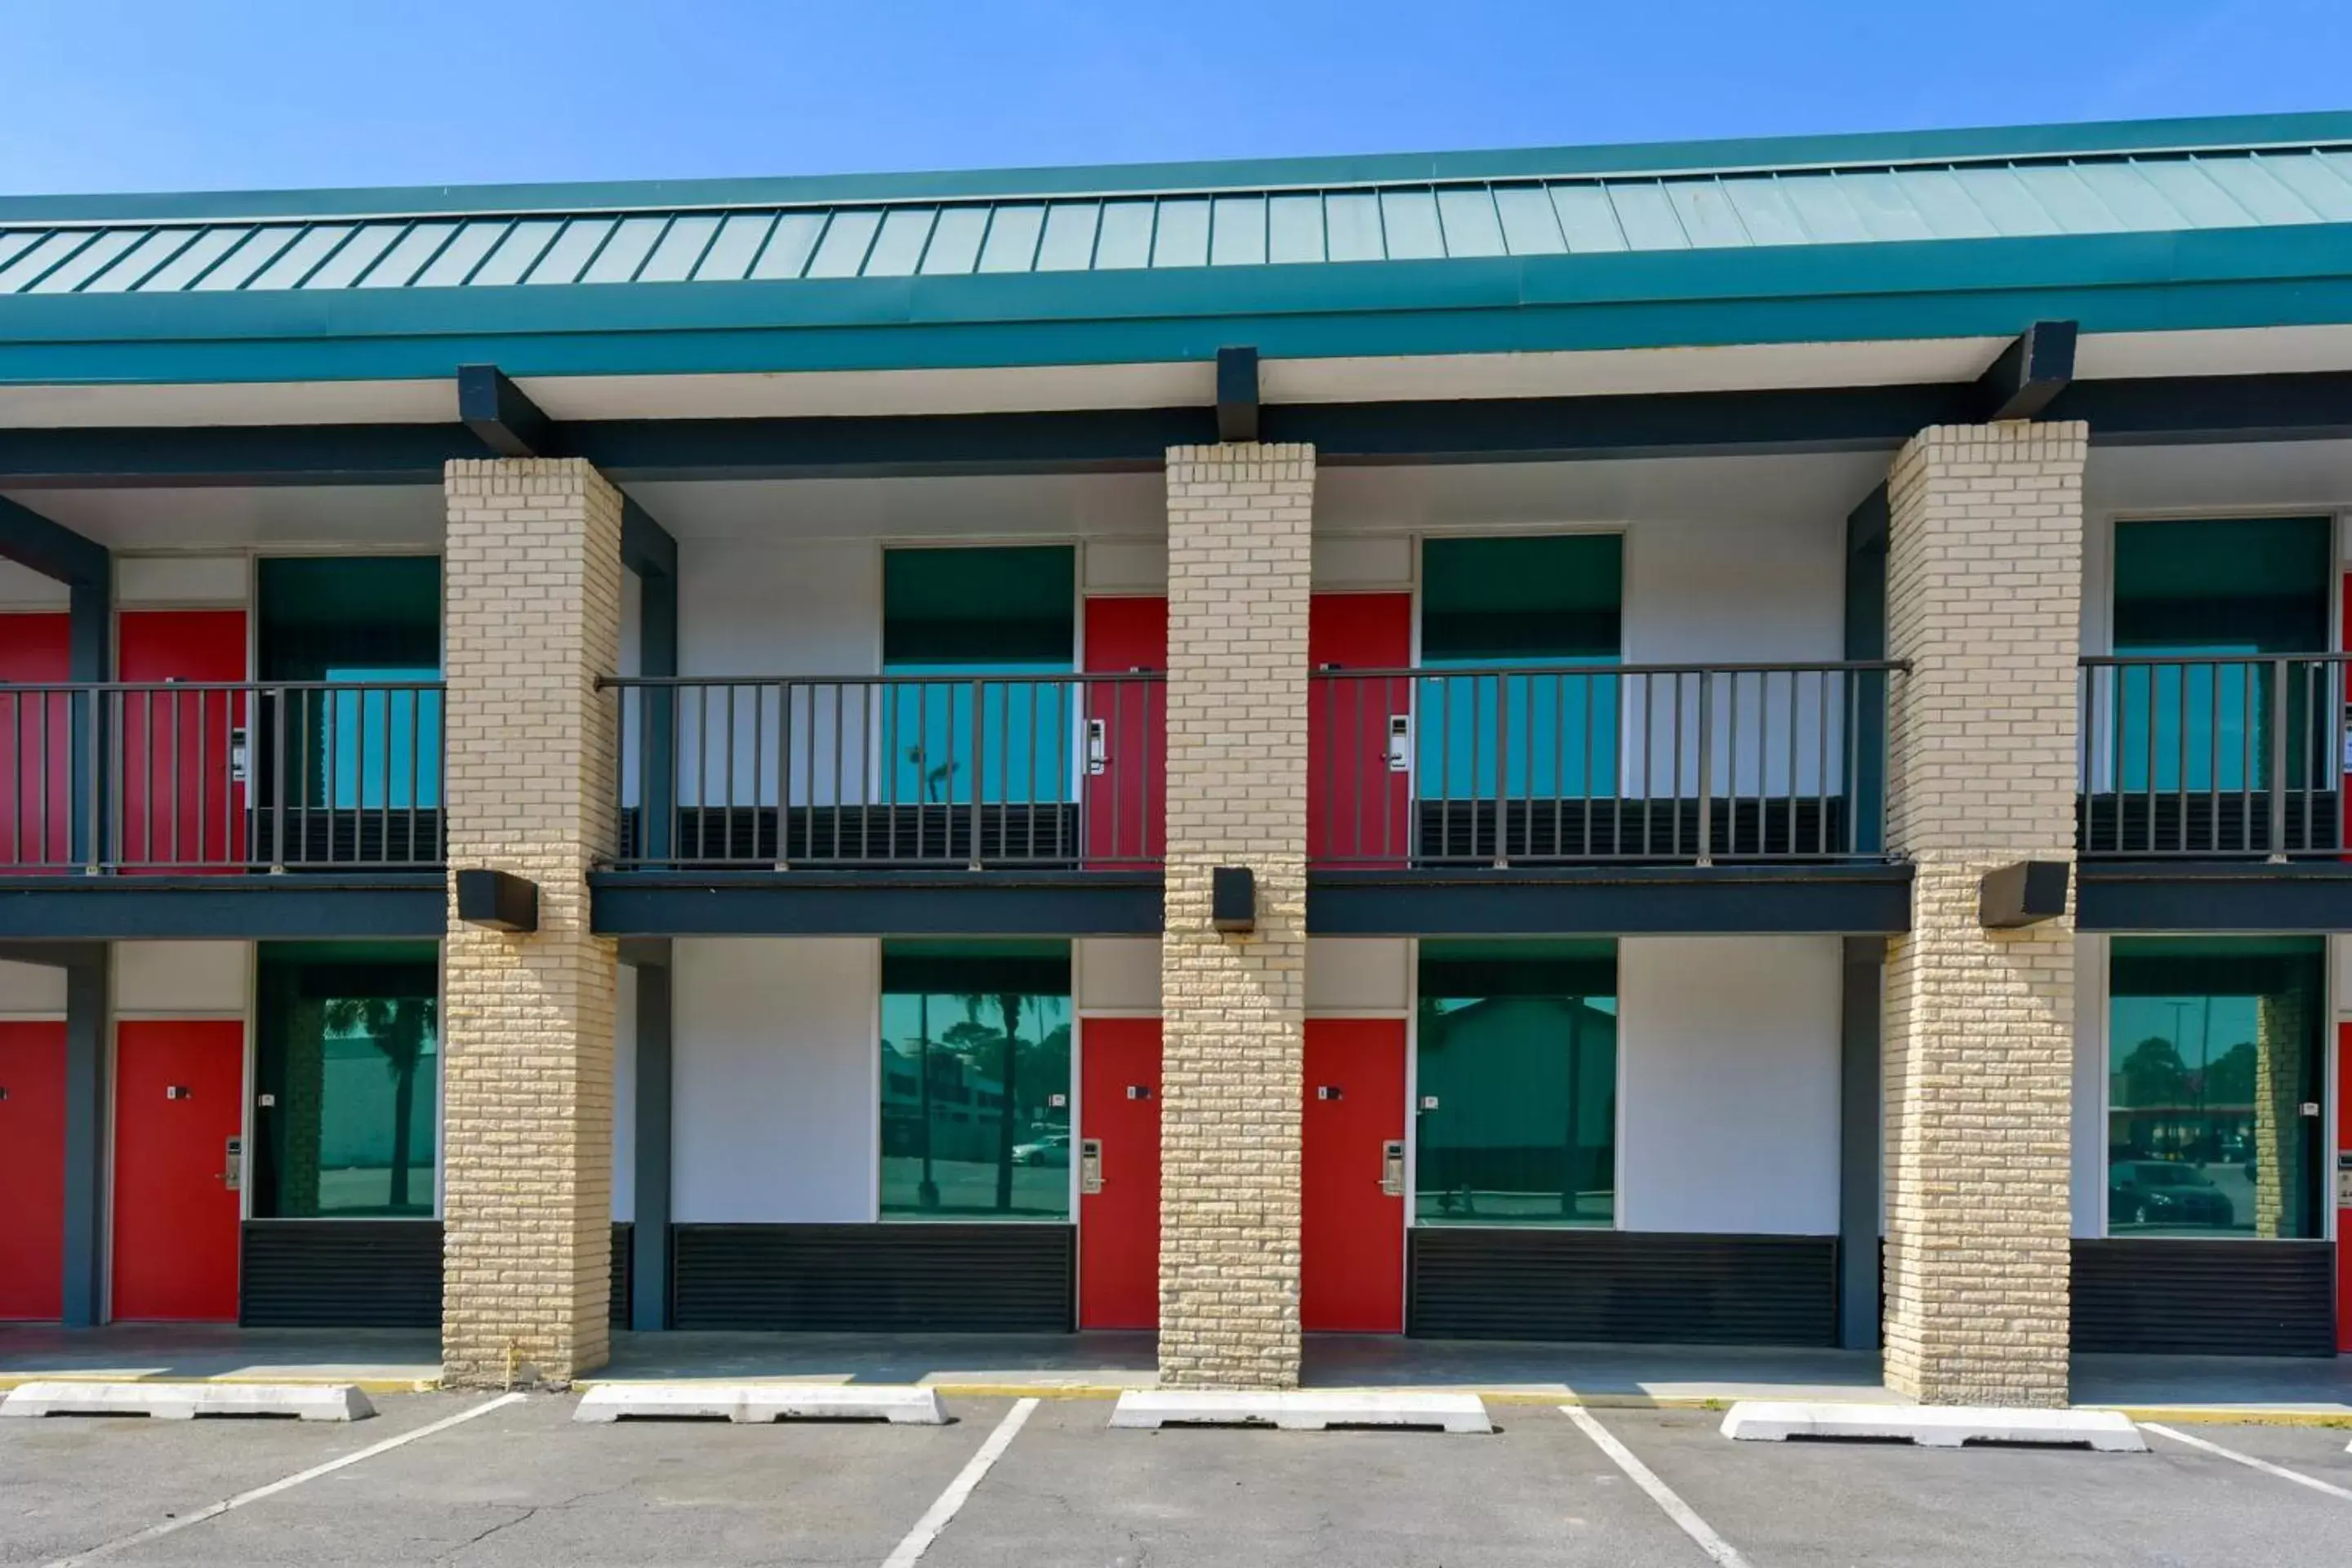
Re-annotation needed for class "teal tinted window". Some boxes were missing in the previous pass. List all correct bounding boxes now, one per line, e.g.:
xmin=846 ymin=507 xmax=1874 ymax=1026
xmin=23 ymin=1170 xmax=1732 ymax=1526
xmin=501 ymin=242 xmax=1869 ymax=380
xmin=2109 ymin=518 xmax=2331 ymax=792
xmin=1419 ymin=536 xmax=1622 ymax=796
xmin=2108 ymin=937 xmax=2324 ymax=1240
xmin=252 ymin=942 xmax=439 ymax=1218
xmin=882 ymin=547 xmax=1076 ymax=806
xmin=1415 ymin=940 xmax=1617 ymax=1227
xmin=880 ymin=941 xmax=1071 ymax=1221
xmin=258 ymin=557 xmax=443 ymax=809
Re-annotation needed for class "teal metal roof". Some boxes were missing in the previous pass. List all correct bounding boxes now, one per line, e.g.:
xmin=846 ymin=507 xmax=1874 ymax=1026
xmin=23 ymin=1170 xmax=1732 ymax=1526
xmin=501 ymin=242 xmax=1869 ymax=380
xmin=4 ymin=114 xmax=2352 ymax=388
xmin=6 ymin=145 xmax=2352 ymax=296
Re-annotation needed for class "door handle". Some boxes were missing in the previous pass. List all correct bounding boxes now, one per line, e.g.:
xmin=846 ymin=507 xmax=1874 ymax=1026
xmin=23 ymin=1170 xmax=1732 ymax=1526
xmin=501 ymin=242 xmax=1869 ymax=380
xmin=1386 ymin=715 xmax=1411 ymax=773
xmin=1080 ymin=1138 xmax=1104 ymax=1194
xmin=220 ymin=1135 xmax=243 ymax=1191
xmin=1086 ymin=719 xmax=1108 ymax=776
xmin=1380 ymin=1138 xmax=1405 ymax=1197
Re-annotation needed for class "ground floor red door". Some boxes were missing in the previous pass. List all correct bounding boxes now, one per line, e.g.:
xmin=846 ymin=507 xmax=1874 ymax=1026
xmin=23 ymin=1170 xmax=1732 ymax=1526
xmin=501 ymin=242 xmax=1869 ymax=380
xmin=1079 ymin=1018 xmax=1161 ymax=1330
xmin=111 ymin=1020 xmax=243 ymax=1321
xmin=1302 ymin=1018 xmax=1406 ymax=1333
xmin=2338 ymin=1022 xmax=2352 ymax=1352
xmin=0 ymin=1022 xmax=67 ymax=1320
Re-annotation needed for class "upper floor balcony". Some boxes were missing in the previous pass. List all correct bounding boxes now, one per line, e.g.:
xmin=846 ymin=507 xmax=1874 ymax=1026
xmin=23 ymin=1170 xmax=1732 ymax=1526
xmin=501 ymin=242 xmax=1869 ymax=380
xmin=2078 ymin=653 xmax=2351 ymax=860
xmin=0 ymin=678 xmax=443 ymax=874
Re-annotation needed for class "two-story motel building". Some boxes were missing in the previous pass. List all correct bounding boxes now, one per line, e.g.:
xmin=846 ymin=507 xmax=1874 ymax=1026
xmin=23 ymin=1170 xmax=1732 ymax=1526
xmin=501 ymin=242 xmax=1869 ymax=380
xmin=5 ymin=112 xmax=2352 ymax=1404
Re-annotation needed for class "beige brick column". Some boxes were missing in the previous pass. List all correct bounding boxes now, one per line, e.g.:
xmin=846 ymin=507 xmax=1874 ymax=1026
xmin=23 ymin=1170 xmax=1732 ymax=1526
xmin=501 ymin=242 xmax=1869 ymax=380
xmin=1881 ymin=422 xmax=2086 ymax=1406
xmin=1158 ymin=443 xmax=1313 ymax=1389
xmin=440 ymin=458 xmax=624 ymax=1388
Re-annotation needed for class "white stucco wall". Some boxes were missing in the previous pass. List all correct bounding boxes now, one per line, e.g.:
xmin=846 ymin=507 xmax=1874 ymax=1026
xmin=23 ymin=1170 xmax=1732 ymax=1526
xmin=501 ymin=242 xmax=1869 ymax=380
xmin=670 ymin=937 xmax=877 ymax=1223
xmin=1615 ymin=935 xmax=1842 ymax=1235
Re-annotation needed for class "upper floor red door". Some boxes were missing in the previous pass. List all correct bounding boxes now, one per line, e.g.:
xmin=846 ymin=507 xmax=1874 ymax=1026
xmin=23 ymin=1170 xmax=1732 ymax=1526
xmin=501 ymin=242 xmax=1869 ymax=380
xmin=1083 ymin=596 xmax=1165 ymax=868
xmin=1302 ymin=1018 xmax=1407 ymax=1334
xmin=1308 ymin=595 xmax=1413 ymax=867
xmin=116 ymin=611 xmax=247 ymax=871
xmin=0 ymin=612 xmax=72 ymax=870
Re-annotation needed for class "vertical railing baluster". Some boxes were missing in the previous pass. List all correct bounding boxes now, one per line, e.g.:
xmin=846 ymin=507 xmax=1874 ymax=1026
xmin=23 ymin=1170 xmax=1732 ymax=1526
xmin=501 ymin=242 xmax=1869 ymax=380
xmin=1695 ymin=672 xmax=1714 ymax=868
xmin=2268 ymin=656 xmax=2290 ymax=862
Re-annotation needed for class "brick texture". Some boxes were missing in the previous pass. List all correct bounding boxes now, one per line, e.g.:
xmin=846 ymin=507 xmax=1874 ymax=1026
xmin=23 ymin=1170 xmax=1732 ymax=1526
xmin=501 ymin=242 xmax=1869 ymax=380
xmin=439 ymin=458 xmax=623 ymax=1388
xmin=1881 ymin=422 xmax=2085 ymax=1407
xmin=1158 ymin=443 xmax=1314 ymax=1389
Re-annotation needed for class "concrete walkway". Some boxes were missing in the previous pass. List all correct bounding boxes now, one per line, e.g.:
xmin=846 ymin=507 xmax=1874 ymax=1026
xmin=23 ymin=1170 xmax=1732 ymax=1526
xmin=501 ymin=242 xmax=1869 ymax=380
xmin=0 ymin=1325 xmax=440 ymax=1391
xmin=9 ymin=1326 xmax=2351 ymax=1419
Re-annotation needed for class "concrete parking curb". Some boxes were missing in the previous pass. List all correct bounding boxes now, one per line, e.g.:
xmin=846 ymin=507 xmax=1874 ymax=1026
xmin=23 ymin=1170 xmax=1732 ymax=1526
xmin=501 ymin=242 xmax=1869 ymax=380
xmin=574 ymin=1383 xmax=948 ymax=1423
xmin=1111 ymin=1390 xmax=1493 ymax=1432
xmin=1722 ymin=1401 xmax=2145 ymax=1451
xmin=0 ymin=1379 xmax=374 ymax=1421
xmin=0 ymin=1374 xmax=439 ymax=1396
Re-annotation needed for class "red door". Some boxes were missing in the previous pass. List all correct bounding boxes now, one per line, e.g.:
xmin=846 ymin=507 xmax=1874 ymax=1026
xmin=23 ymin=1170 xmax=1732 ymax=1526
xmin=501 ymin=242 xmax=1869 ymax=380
xmin=1080 ymin=1018 xmax=1161 ymax=1330
xmin=1308 ymin=594 xmax=1413 ymax=867
xmin=0 ymin=1022 xmax=67 ymax=1320
xmin=1084 ymin=597 xmax=1165 ymax=868
xmin=111 ymin=1020 xmax=243 ymax=1321
xmin=0 ymin=613 xmax=71 ymax=870
xmin=117 ymin=611 xmax=247 ymax=871
xmin=1302 ymin=1018 xmax=1407 ymax=1333
xmin=2338 ymin=1022 xmax=2351 ymax=1352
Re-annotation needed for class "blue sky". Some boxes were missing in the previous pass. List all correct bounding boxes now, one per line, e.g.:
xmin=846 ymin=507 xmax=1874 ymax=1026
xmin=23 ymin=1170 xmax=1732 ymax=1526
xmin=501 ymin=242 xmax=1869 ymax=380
xmin=1 ymin=1 xmax=2347 ymax=195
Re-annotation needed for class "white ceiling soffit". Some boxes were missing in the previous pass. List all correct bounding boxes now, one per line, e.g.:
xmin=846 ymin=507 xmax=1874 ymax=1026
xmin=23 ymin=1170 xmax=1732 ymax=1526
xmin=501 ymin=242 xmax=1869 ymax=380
xmin=2 ymin=323 xmax=2350 ymax=433
xmin=5 ymin=483 xmax=445 ymax=550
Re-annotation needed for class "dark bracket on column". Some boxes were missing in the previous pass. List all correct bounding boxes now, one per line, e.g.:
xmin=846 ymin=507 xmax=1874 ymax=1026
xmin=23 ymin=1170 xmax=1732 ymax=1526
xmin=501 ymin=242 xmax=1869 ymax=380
xmin=1980 ymin=860 xmax=2070 ymax=928
xmin=455 ymin=868 xmax=540 ymax=933
xmin=1216 ymin=346 xmax=1260 ymax=443
xmin=1974 ymin=321 xmax=2078 ymax=422
xmin=1211 ymin=866 xmax=1257 ymax=933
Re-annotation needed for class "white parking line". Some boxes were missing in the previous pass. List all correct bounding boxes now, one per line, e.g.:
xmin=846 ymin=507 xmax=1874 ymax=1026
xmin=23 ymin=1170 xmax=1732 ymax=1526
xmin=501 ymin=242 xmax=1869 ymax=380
xmin=2143 ymin=1423 xmax=2352 ymax=1502
xmin=44 ymin=1391 xmax=527 ymax=1568
xmin=881 ymin=1396 xmax=1038 ymax=1568
xmin=1562 ymin=1405 xmax=1754 ymax=1568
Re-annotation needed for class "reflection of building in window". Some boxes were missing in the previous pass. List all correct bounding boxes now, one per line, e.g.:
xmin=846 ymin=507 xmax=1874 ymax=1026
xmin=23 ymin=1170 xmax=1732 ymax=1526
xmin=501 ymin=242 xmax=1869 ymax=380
xmin=252 ymin=941 xmax=439 ymax=1219
xmin=877 ymin=940 xmax=1071 ymax=1221
xmin=1415 ymin=939 xmax=1617 ymax=1227
xmin=2106 ymin=936 xmax=2323 ymax=1240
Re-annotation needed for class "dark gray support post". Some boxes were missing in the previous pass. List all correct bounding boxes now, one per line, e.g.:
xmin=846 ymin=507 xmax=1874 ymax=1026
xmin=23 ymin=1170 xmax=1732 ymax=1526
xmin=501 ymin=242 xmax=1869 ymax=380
xmin=1845 ymin=485 xmax=1889 ymax=857
xmin=1838 ymin=935 xmax=1882 ymax=1352
xmin=628 ymin=943 xmax=672 ymax=1331
xmin=61 ymin=943 xmax=111 ymax=1325
xmin=636 ymin=531 xmax=677 ymax=864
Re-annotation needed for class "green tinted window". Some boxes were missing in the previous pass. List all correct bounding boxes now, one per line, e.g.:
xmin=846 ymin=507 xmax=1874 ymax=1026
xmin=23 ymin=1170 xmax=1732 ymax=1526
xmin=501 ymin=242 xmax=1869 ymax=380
xmin=252 ymin=941 xmax=439 ymax=1218
xmin=882 ymin=546 xmax=1074 ymax=667
xmin=2108 ymin=936 xmax=2324 ymax=1240
xmin=880 ymin=941 xmax=1071 ymax=1221
xmin=2109 ymin=518 xmax=2332 ymax=793
xmin=1415 ymin=940 xmax=1616 ymax=1227
xmin=1420 ymin=534 xmax=1621 ymax=662
xmin=258 ymin=557 xmax=443 ymax=810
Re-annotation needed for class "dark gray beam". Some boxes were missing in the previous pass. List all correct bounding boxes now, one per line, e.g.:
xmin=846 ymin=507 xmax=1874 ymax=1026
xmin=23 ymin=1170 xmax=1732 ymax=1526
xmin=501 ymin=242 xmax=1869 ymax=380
xmin=0 ymin=492 xmax=109 ymax=588
xmin=1975 ymin=320 xmax=2078 ymax=422
xmin=62 ymin=947 xmax=110 ymax=1326
xmin=457 ymin=363 xmax=556 ymax=458
xmin=1216 ymin=346 xmax=1260 ymax=443
xmin=620 ymin=497 xmax=677 ymax=581
xmin=631 ymin=951 xmax=673 ymax=1331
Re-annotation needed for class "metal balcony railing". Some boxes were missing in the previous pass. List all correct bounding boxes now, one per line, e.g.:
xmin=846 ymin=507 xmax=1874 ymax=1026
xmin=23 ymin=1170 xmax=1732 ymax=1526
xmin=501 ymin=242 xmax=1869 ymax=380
xmin=603 ymin=672 xmax=1164 ymax=870
xmin=1309 ymin=662 xmax=1904 ymax=867
xmin=0 ymin=680 xmax=444 ymax=872
xmin=2078 ymin=654 xmax=2352 ymax=859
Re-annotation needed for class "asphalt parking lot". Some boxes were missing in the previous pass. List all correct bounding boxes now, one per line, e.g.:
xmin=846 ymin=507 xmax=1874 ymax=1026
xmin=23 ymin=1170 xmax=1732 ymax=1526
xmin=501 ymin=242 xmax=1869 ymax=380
xmin=6 ymin=1392 xmax=2352 ymax=1567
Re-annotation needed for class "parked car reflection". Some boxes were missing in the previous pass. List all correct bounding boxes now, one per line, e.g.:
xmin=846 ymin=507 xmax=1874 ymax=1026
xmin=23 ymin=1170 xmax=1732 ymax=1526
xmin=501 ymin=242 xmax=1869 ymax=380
xmin=2109 ymin=1160 xmax=2235 ymax=1229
